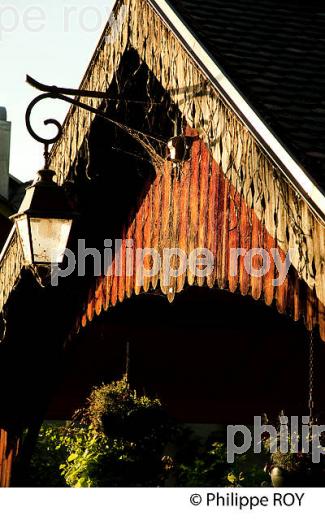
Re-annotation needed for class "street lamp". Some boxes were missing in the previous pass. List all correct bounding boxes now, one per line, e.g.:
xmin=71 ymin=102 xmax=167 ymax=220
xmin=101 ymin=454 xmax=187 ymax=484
xmin=11 ymin=168 xmax=74 ymax=266
xmin=9 ymin=75 xmax=91 ymax=271
xmin=10 ymin=74 xmax=168 ymax=272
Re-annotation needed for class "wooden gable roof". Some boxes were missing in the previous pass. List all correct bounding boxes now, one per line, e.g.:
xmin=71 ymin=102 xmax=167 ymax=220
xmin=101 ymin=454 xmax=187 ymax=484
xmin=0 ymin=0 xmax=325 ymax=341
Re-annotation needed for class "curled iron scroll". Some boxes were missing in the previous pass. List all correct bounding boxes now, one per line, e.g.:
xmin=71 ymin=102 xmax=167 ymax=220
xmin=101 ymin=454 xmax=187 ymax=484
xmin=25 ymin=93 xmax=63 ymax=146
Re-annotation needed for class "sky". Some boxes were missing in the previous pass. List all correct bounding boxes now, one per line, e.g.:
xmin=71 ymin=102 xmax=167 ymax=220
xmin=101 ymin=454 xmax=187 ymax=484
xmin=0 ymin=0 xmax=115 ymax=182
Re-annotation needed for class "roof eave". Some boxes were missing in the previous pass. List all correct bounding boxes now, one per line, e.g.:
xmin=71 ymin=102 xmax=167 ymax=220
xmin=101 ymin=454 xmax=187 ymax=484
xmin=148 ymin=0 xmax=325 ymax=224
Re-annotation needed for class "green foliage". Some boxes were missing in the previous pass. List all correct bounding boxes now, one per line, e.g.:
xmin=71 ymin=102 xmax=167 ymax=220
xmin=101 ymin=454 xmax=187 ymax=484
xmin=174 ymin=434 xmax=270 ymax=487
xmin=270 ymin=450 xmax=312 ymax=473
xmin=29 ymin=377 xmax=175 ymax=487
xmin=59 ymin=377 xmax=175 ymax=487
xmin=83 ymin=376 xmax=168 ymax=442
xmin=28 ymin=382 xmax=271 ymax=487
xmin=228 ymin=452 xmax=269 ymax=487
xmin=175 ymin=439 xmax=228 ymax=486
xmin=60 ymin=425 xmax=171 ymax=487
xmin=28 ymin=424 xmax=69 ymax=487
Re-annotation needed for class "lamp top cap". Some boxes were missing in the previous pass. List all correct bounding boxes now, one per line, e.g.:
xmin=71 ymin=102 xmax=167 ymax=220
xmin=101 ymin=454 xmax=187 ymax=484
xmin=0 ymin=107 xmax=7 ymax=121
xmin=35 ymin=169 xmax=56 ymax=184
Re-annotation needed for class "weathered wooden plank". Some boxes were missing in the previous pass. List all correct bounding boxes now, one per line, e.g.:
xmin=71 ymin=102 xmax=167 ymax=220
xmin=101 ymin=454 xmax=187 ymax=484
xmin=251 ymin=211 xmax=263 ymax=301
xmin=187 ymin=140 xmax=200 ymax=287
xmin=166 ymin=174 xmax=180 ymax=302
xmin=134 ymin=189 xmax=145 ymax=296
xmin=314 ymin=219 xmax=325 ymax=305
xmin=118 ymin=227 xmax=127 ymax=303
xmin=275 ymin=245 xmax=289 ymax=314
xmin=207 ymin=161 xmax=219 ymax=288
xmin=176 ymin=157 xmax=190 ymax=293
xmin=142 ymin=185 xmax=152 ymax=294
xmin=293 ymin=271 xmax=301 ymax=322
xmin=4 ymin=445 xmax=13 ymax=487
xmin=159 ymin=162 xmax=172 ymax=295
xmin=125 ymin=215 xmax=136 ymax=299
xmin=0 ymin=430 xmax=4 ymax=488
xmin=318 ymin=299 xmax=325 ymax=342
xmin=197 ymin=139 xmax=210 ymax=288
xmin=228 ymin=184 xmax=240 ymax=293
xmin=216 ymin=170 xmax=226 ymax=289
xmin=0 ymin=429 xmax=10 ymax=488
xmin=151 ymin=171 xmax=162 ymax=290
xmin=305 ymin=286 xmax=315 ymax=331
xmin=81 ymin=313 xmax=87 ymax=328
xmin=286 ymin=267 xmax=295 ymax=318
xmin=95 ymin=277 xmax=104 ymax=316
xmin=86 ymin=287 xmax=95 ymax=322
xmin=110 ymin=254 xmax=119 ymax=307
xmin=263 ymin=228 xmax=275 ymax=306
xmin=239 ymin=197 xmax=251 ymax=296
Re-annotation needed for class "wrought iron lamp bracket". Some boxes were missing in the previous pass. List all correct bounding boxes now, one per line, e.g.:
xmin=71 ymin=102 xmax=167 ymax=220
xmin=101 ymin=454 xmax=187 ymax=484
xmin=26 ymin=75 xmax=168 ymax=170
xmin=26 ymin=75 xmax=114 ymax=167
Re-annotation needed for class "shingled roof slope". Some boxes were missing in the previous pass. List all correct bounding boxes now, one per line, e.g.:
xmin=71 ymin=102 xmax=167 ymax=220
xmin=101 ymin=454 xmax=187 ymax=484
xmin=169 ymin=0 xmax=325 ymax=191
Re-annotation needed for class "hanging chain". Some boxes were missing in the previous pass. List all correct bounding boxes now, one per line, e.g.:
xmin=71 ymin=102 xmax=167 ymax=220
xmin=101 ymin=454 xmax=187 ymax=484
xmin=309 ymin=329 xmax=315 ymax=426
xmin=125 ymin=341 xmax=130 ymax=383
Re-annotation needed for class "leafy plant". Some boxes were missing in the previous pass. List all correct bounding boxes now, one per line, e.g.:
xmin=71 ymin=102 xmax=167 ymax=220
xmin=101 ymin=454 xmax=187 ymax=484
xmin=83 ymin=376 xmax=169 ymax=442
xmin=175 ymin=439 xmax=228 ymax=486
xmin=270 ymin=450 xmax=312 ymax=473
xmin=59 ymin=377 xmax=175 ymax=487
xmin=173 ymin=434 xmax=269 ymax=487
xmin=228 ymin=452 xmax=269 ymax=487
xmin=28 ymin=385 xmax=275 ymax=487
xmin=28 ymin=424 xmax=70 ymax=487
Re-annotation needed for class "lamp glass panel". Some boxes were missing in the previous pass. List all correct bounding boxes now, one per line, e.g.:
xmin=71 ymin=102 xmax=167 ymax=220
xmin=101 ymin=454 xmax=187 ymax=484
xmin=16 ymin=215 xmax=32 ymax=264
xmin=29 ymin=217 xmax=72 ymax=263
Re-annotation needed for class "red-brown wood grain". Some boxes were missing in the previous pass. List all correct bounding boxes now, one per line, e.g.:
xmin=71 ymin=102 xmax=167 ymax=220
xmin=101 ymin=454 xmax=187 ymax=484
xmin=151 ymin=171 xmax=162 ymax=290
xmin=305 ymin=286 xmax=316 ymax=331
xmin=86 ymin=286 xmax=95 ymax=322
xmin=187 ymin=139 xmax=200 ymax=286
xmin=77 ymin=129 xmax=325 ymax=342
xmin=95 ymin=277 xmax=104 ymax=316
xmin=318 ymin=300 xmax=325 ymax=340
xmin=134 ymin=189 xmax=145 ymax=296
xmin=0 ymin=429 xmax=19 ymax=487
xmin=239 ymin=198 xmax=251 ymax=296
xmin=263 ymin=228 xmax=275 ymax=306
xmin=228 ymin=184 xmax=240 ymax=293
xmin=125 ymin=216 xmax=136 ymax=299
xmin=275 ymin=245 xmax=289 ymax=314
xmin=206 ymin=160 xmax=219 ymax=289
xmin=118 ymin=228 xmax=127 ymax=303
xmin=168 ymin=172 xmax=181 ymax=301
xmin=251 ymin=212 xmax=263 ymax=301
xmin=197 ymin=140 xmax=209 ymax=288
xmin=177 ymin=159 xmax=190 ymax=293
xmin=110 ymin=254 xmax=119 ymax=306
xmin=219 ymin=177 xmax=230 ymax=290
xmin=160 ymin=162 xmax=172 ymax=295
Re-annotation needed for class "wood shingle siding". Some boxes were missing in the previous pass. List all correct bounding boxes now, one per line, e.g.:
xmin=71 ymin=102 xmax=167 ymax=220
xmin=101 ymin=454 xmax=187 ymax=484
xmin=1 ymin=0 xmax=324 ymax=340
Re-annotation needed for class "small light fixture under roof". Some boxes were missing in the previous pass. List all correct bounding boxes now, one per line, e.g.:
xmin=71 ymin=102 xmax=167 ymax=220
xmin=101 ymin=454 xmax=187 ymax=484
xmin=11 ymin=168 xmax=75 ymax=267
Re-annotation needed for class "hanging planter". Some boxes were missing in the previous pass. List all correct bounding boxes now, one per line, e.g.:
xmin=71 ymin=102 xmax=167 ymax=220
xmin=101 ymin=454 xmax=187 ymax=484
xmin=267 ymin=451 xmax=325 ymax=487
xmin=263 ymin=331 xmax=325 ymax=486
